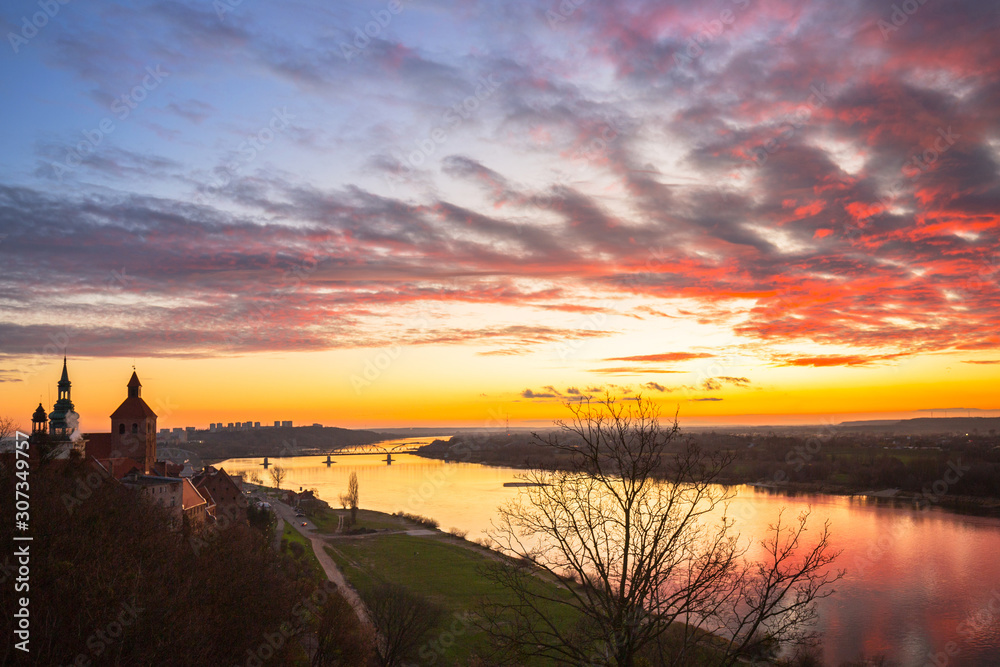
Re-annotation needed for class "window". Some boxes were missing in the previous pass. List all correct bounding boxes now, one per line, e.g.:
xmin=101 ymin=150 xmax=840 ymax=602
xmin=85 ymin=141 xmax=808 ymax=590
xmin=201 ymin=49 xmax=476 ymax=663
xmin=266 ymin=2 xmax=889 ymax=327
xmin=119 ymin=423 xmax=125 ymax=434
xmin=132 ymin=423 xmax=138 ymax=434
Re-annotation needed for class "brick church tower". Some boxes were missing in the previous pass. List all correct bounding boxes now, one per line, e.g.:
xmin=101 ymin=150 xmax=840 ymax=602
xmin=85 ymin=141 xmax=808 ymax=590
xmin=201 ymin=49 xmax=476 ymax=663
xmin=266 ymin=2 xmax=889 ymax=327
xmin=110 ymin=371 xmax=157 ymax=474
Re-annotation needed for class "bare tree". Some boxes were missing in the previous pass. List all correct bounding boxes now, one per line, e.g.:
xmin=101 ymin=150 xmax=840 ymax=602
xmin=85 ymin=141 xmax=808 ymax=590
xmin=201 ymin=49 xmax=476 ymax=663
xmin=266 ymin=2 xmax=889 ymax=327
xmin=0 ymin=415 xmax=38 ymax=463
xmin=310 ymin=587 xmax=375 ymax=667
xmin=269 ymin=465 xmax=287 ymax=490
xmin=361 ymin=582 xmax=443 ymax=667
xmin=483 ymin=395 xmax=842 ymax=667
xmin=248 ymin=470 xmax=262 ymax=486
xmin=0 ymin=415 xmax=19 ymax=442
xmin=340 ymin=472 xmax=359 ymax=525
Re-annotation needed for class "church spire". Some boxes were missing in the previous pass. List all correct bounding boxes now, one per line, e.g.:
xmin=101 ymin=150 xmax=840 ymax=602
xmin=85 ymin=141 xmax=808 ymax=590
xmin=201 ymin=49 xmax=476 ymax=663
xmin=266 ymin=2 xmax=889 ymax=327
xmin=58 ymin=356 xmax=71 ymax=400
xmin=49 ymin=357 xmax=76 ymax=440
xmin=127 ymin=371 xmax=142 ymax=398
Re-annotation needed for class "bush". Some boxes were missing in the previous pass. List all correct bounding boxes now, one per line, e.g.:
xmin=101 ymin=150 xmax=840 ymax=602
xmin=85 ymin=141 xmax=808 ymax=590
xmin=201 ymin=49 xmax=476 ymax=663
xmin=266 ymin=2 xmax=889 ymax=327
xmin=392 ymin=511 xmax=439 ymax=529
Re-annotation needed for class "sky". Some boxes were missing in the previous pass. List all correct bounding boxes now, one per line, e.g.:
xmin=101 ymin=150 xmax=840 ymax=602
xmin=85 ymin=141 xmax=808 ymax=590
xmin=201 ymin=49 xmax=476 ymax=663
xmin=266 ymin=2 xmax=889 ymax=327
xmin=0 ymin=0 xmax=998 ymax=432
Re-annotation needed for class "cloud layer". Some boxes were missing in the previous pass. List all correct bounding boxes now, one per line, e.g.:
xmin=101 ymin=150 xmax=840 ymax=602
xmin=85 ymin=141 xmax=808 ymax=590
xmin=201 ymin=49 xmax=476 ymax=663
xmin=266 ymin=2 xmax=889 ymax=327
xmin=0 ymin=0 xmax=998 ymax=374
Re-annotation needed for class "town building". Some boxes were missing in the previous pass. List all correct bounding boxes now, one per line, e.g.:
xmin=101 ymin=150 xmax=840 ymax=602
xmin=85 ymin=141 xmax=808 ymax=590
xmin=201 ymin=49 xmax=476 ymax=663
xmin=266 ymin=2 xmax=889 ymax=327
xmin=121 ymin=472 xmax=183 ymax=530
xmin=28 ymin=359 xmax=246 ymax=533
xmin=28 ymin=358 xmax=86 ymax=460
xmin=181 ymin=478 xmax=210 ymax=530
xmin=109 ymin=371 xmax=158 ymax=474
xmin=192 ymin=466 xmax=247 ymax=523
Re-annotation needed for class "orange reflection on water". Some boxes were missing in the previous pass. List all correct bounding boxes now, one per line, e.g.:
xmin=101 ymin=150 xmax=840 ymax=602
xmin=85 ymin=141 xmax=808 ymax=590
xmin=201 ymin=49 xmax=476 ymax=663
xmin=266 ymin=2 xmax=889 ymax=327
xmin=222 ymin=442 xmax=1000 ymax=666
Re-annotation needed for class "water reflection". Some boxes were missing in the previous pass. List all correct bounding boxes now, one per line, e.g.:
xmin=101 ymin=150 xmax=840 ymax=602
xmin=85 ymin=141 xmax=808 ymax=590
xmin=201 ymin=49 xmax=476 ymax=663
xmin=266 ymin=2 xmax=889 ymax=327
xmin=221 ymin=438 xmax=1000 ymax=666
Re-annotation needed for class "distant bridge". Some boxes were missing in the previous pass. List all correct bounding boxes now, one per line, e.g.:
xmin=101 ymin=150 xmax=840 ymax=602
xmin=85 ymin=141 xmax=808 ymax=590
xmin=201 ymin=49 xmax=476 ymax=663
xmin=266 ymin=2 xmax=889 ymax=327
xmin=257 ymin=441 xmax=424 ymax=468
xmin=332 ymin=441 xmax=424 ymax=455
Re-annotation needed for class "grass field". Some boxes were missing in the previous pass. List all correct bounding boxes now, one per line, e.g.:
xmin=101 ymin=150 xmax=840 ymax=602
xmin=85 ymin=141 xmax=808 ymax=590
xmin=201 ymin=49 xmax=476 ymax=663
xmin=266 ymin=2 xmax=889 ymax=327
xmin=280 ymin=522 xmax=325 ymax=580
xmin=306 ymin=506 xmax=414 ymax=534
xmin=326 ymin=532 xmax=579 ymax=664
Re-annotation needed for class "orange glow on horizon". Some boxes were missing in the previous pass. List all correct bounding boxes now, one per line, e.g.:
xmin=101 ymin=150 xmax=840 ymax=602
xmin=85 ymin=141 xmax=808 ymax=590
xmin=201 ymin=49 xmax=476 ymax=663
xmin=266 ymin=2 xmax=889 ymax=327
xmin=4 ymin=346 xmax=997 ymax=434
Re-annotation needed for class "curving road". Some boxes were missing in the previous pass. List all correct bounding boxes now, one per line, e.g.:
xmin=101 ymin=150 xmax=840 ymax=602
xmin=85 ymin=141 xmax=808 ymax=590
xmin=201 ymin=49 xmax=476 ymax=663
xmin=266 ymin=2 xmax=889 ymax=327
xmin=271 ymin=498 xmax=372 ymax=628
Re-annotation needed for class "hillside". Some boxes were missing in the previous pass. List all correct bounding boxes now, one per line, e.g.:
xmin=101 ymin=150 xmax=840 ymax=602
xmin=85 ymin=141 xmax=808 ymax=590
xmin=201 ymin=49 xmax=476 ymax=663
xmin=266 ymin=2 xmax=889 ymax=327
xmin=185 ymin=425 xmax=390 ymax=460
xmin=837 ymin=416 xmax=1000 ymax=435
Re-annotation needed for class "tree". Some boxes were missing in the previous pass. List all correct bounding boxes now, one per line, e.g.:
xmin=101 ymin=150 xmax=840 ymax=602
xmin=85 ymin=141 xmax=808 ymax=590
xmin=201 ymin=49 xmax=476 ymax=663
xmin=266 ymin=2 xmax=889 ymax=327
xmin=340 ymin=472 xmax=359 ymax=525
xmin=0 ymin=456 xmax=310 ymax=665
xmin=248 ymin=469 xmax=263 ymax=486
xmin=361 ymin=582 xmax=443 ymax=667
xmin=269 ymin=465 xmax=287 ymax=490
xmin=0 ymin=415 xmax=18 ymax=442
xmin=310 ymin=587 xmax=375 ymax=666
xmin=483 ymin=395 xmax=842 ymax=667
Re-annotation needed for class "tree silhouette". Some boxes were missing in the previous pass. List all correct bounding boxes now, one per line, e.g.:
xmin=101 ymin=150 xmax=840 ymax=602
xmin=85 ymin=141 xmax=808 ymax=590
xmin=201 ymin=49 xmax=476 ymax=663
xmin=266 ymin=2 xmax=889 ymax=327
xmin=340 ymin=472 xmax=359 ymax=525
xmin=269 ymin=465 xmax=287 ymax=490
xmin=361 ymin=582 xmax=443 ymax=667
xmin=484 ymin=395 xmax=843 ymax=667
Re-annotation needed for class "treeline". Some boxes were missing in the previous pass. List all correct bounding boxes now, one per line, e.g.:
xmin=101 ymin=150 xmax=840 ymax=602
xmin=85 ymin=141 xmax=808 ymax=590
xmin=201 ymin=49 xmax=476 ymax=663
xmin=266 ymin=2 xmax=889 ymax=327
xmin=716 ymin=432 xmax=1000 ymax=497
xmin=418 ymin=433 xmax=573 ymax=470
xmin=0 ymin=456 xmax=371 ymax=666
xmin=417 ymin=431 xmax=1000 ymax=500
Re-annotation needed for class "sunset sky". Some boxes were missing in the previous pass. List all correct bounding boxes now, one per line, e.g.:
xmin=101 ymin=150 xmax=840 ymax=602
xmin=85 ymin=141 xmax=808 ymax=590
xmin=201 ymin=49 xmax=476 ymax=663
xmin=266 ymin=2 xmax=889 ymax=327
xmin=1 ymin=0 xmax=998 ymax=431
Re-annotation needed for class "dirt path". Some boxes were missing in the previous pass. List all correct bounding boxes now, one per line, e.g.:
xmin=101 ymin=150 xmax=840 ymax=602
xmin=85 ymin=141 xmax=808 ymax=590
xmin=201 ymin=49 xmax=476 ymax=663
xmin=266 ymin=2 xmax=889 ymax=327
xmin=273 ymin=500 xmax=371 ymax=627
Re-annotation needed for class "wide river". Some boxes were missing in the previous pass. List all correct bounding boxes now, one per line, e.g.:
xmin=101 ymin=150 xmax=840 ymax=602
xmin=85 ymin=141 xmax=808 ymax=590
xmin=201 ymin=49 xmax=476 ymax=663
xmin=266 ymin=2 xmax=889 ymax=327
xmin=221 ymin=437 xmax=1000 ymax=667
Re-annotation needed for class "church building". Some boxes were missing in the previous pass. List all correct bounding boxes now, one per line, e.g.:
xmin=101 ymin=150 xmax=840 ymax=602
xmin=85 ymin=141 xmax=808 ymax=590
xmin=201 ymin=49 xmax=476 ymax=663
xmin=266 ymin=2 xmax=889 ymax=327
xmin=109 ymin=371 xmax=158 ymax=474
xmin=27 ymin=357 xmax=86 ymax=460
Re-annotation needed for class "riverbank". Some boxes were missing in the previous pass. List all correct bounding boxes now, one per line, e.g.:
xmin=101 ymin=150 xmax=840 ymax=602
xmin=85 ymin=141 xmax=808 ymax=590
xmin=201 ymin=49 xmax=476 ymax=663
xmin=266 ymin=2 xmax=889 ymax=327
xmin=413 ymin=437 xmax=1000 ymax=519
xmin=747 ymin=480 xmax=1000 ymax=517
xmin=277 ymin=499 xmax=578 ymax=664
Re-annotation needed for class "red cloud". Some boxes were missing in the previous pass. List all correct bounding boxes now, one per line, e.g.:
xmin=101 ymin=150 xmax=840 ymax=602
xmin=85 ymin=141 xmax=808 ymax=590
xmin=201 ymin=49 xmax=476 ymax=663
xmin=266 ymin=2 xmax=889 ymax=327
xmin=776 ymin=354 xmax=907 ymax=367
xmin=603 ymin=352 xmax=715 ymax=363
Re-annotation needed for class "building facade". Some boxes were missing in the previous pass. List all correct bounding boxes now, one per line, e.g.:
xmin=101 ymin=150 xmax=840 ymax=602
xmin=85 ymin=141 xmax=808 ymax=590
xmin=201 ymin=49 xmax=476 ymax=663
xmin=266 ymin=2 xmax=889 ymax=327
xmin=110 ymin=372 xmax=158 ymax=474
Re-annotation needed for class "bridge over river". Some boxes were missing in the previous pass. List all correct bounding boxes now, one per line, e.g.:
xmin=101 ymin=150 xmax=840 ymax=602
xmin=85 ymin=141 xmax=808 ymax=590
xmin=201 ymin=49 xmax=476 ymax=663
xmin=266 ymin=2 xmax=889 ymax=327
xmin=258 ymin=439 xmax=427 ymax=468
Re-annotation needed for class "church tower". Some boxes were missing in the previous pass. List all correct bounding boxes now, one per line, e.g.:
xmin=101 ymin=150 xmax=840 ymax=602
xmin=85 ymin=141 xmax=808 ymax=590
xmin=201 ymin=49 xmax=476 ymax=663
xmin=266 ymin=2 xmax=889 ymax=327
xmin=31 ymin=403 xmax=48 ymax=436
xmin=110 ymin=371 xmax=158 ymax=474
xmin=48 ymin=357 xmax=76 ymax=440
xmin=29 ymin=403 xmax=49 ymax=460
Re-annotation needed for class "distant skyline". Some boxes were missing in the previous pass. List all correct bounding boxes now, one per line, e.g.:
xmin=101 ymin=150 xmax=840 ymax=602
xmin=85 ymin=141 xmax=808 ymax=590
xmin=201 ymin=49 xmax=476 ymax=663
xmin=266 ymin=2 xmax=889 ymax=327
xmin=1 ymin=0 xmax=998 ymax=431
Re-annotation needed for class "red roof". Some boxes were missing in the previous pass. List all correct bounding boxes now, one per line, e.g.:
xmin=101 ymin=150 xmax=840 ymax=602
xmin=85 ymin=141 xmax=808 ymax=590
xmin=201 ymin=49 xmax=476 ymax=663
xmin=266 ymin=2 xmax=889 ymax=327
xmin=182 ymin=478 xmax=207 ymax=510
xmin=197 ymin=483 xmax=217 ymax=508
xmin=99 ymin=457 xmax=144 ymax=480
xmin=110 ymin=395 xmax=157 ymax=420
xmin=84 ymin=433 xmax=115 ymax=460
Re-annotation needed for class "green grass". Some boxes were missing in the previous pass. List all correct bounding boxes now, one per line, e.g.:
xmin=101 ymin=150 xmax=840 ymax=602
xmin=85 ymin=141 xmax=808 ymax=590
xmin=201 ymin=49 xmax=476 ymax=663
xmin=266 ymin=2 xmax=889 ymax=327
xmin=352 ymin=509 xmax=414 ymax=531
xmin=281 ymin=522 xmax=325 ymax=581
xmin=311 ymin=507 xmax=422 ymax=534
xmin=303 ymin=506 xmax=340 ymax=533
xmin=327 ymin=533 xmax=578 ymax=664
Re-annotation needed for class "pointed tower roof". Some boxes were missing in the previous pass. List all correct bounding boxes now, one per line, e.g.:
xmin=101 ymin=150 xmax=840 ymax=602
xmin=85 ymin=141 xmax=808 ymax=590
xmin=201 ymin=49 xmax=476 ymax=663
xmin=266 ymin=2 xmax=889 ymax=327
xmin=33 ymin=403 xmax=48 ymax=422
xmin=50 ymin=357 xmax=75 ymax=437
xmin=111 ymin=371 xmax=157 ymax=420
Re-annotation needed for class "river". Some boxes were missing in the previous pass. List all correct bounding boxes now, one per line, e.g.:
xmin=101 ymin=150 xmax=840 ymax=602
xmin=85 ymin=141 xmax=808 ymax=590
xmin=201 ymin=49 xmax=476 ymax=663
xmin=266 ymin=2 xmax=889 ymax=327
xmin=220 ymin=437 xmax=1000 ymax=667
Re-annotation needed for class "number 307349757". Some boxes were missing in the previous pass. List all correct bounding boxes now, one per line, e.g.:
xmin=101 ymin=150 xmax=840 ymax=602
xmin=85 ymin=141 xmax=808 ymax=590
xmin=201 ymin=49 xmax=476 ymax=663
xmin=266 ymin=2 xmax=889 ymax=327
xmin=14 ymin=436 xmax=30 ymax=522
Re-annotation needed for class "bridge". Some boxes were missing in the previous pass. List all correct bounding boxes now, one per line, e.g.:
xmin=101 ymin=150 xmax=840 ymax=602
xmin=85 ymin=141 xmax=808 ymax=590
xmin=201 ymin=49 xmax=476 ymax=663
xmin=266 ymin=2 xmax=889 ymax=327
xmin=331 ymin=441 xmax=424 ymax=456
xmin=258 ymin=441 xmax=422 ymax=468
